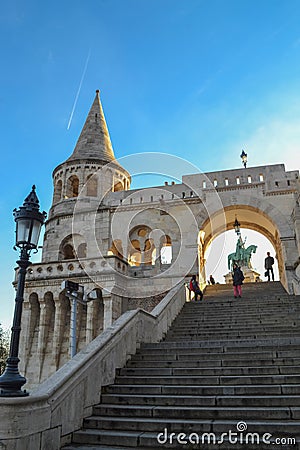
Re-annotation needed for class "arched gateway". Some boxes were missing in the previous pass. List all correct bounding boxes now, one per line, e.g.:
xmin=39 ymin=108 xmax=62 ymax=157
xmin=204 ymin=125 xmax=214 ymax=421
xmin=19 ymin=91 xmax=300 ymax=389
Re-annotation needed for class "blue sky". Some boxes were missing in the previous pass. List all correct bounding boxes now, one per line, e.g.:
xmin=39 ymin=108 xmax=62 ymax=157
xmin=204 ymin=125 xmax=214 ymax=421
xmin=1 ymin=0 xmax=300 ymax=328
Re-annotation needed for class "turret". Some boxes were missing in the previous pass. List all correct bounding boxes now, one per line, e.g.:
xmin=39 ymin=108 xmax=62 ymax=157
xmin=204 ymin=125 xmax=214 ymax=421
xmin=42 ymin=90 xmax=130 ymax=262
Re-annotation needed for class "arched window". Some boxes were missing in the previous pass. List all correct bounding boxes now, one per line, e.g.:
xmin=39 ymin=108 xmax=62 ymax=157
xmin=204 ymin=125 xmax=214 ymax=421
xmin=59 ymin=234 xmax=87 ymax=261
xmin=53 ymin=179 xmax=62 ymax=203
xmin=108 ymin=240 xmax=123 ymax=259
xmin=86 ymin=175 xmax=97 ymax=197
xmin=129 ymin=239 xmax=141 ymax=266
xmin=66 ymin=175 xmax=79 ymax=198
xmin=160 ymin=235 xmax=172 ymax=265
xmin=128 ymin=226 xmax=158 ymax=267
xmin=63 ymin=244 xmax=75 ymax=260
xmin=114 ymin=181 xmax=124 ymax=192
xmin=144 ymin=238 xmax=155 ymax=266
xmin=77 ymin=243 xmax=87 ymax=258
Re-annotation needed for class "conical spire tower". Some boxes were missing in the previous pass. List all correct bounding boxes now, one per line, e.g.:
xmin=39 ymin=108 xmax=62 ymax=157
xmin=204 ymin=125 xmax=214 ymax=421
xmin=67 ymin=90 xmax=116 ymax=164
xmin=50 ymin=90 xmax=131 ymax=213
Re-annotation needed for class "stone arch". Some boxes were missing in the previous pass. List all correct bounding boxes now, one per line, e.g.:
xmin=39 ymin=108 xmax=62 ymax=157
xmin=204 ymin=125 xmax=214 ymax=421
xmin=77 ymin=243 xmax=87 ymax=258
xmin=128 ymin=225 xmax=153 ymax=266
xmin=53 ymin=179 xmax=62 ymax=203
xmin=58 ymin=234 xmax=87 ymax=260
xmin=113 ymin=181 xmax=124 ymax=192
xmin=198 ymin=203 xmax=296 ymax=292
xmin=86 ymin=174 xmax=98 ymax=197
xmin=66 ymin=175 xmax=79 ymax=198
xmin=129 ymin=239 xmax=141 ymax=266
xmin=108 ymin=239 xmax=124 ymax=259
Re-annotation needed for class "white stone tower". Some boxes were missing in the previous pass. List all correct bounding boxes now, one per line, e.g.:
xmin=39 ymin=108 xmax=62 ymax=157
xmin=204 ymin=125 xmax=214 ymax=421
xmin=20 ymin=91 xmax=131 ymax=387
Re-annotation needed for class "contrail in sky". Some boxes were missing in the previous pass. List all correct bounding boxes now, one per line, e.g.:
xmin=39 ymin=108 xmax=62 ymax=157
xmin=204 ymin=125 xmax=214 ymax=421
xmin=67 ymin=49 xmax=91 ymax=130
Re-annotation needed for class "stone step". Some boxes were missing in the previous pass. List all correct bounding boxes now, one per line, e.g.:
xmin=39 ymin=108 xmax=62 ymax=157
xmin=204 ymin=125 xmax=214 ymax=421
xmin=119 ymin=365 xmax=300 ymax=377
xmin=184 ymin=299 xmax=298 ymax=306
xmin=90 ymin=402 xmax=294 ymax=421
xmin=64 ymin=426 xmax=300 ymax=450
xmin=104 ymin=383 xmax=300 ymax=396
xmin=115 ymin=374 xmax=300 ymax=385
xmin=173 ymin=316 xmax=298 ymax=323
xmin=125 ymin=358 xmax=300 ymax=369
xmin=180 ymin=307 xmax=299 ymax=315
xmin=73 ymin=414 xmax=300 ymax=436
xmin=100 ymin=393 xmax=300 ymax=407
xmin=184 ymin=297 xmax=296 ymax=304
xmin=164 ymin=330 xmax=300 ymax=339
xmin=177 ymin=306 xmax=298 ymax=311
xmin=168 ymin=321 xmax=300 ymax=334
xmin=138 ymin=342 xmax=300 ymax=352
xmin=132 ymin=349 xmax=300 ymax=360
xmin=141 ymin=337 xmax=300 ymax=348
xmin=64 ymin=445 xmax=299 ymax=450
xmin=164 ymin=335 xmax=300 ymax=343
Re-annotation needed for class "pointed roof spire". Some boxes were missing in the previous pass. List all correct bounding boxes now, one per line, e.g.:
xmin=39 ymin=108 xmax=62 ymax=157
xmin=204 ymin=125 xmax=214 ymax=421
xmin=67 ymin=90 xmax=116 ymax=163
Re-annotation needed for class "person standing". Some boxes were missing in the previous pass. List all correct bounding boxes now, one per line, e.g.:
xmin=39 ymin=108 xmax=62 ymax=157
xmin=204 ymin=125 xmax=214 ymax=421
xmin=264 ymin=252 xmax=275 ymax=281
xmin=232 ymin=263 xmax=245 ymax=298
xmin=189 ymin=275 xmax=203 ymax=301
xmin=209 ymin=275 xmax=216 ymax=285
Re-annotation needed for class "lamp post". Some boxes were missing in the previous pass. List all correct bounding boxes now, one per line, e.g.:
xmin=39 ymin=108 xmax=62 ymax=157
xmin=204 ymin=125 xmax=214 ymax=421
xmin=240 ymin=150 xmax=248 ymax=168
xmin=234 ymin=217 xmax=241 ymax=236
xmin=0 ymin=186 xmax=46 ymax=397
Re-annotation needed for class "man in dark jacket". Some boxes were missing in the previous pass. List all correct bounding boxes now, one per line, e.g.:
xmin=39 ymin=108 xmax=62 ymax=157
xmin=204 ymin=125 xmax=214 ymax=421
xmin=265 ymin=252 xmax=275 ymax=281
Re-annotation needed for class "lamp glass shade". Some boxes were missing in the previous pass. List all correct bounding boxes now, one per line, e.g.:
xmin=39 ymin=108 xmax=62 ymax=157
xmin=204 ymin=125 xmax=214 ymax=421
xmin=234 ymin=218 xmax=240 ymax=233
xmin=15 ymin=217 xmax=42 ymax=249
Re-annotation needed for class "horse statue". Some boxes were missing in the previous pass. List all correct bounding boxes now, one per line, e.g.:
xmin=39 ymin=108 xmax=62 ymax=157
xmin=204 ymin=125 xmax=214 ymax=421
xmin=244 ymin=244 xmax=257 ymax=267
xmin=227 ymin=244 xmax=257 ymax=271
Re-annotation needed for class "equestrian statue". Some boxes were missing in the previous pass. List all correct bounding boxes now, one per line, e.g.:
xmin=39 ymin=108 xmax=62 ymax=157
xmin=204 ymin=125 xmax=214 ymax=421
xmin=228 ymin=236 xmax=257 ymax=271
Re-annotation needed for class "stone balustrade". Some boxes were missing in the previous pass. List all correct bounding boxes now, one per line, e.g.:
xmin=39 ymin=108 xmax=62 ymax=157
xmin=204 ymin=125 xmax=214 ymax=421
xmin=23 ymin=255 xmax=128 ymax=282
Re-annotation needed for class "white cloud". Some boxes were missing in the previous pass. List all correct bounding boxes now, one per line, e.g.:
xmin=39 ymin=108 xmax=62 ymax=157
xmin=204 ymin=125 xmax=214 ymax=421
xmin=243 ymin=118 xmax=300 ymax=171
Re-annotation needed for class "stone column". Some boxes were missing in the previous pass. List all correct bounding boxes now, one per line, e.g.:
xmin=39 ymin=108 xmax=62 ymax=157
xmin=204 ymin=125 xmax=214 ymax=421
xmin=111 ymin=294 xmax=122 ymax=322
xmin=52 ymin=298 xmax=65 ymax=370
xmin=19 ymin=299 xmax=31 ymax=375
xmin=86 ymin=301 xmax=94 ymax=344
xmin=103 ymin=294 xmax=113 ymax=328
xmin=37 ymin=301 xmax=48 ymax=381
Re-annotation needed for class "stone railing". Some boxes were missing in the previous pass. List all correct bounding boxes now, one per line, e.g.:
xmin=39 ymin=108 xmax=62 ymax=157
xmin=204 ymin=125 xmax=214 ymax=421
xmin=0 ymin=284 xmax=185 ymax=450
xmin=23 ymin=255 xmax=128 ymax=282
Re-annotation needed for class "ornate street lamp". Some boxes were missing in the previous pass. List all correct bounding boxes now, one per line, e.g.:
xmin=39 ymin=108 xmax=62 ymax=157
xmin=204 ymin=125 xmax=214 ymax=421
xmin=0 ymin=186 xmax=46 ymax=397
xmin=234 ymin=217 xmax=241 ymax=235
xmin=240 ymin=150 xmax=248 ymax=168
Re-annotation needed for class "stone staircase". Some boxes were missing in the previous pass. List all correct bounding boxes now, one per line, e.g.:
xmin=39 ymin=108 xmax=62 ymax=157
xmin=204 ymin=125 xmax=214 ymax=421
xmin=63 ymin=282 xmax=300 ymax=449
